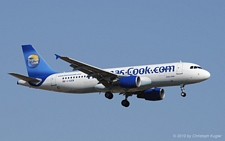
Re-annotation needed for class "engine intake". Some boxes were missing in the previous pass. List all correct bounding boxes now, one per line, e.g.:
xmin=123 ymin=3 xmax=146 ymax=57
xmin=137 ymin=88 xmax=165 ymax=101
xmin=119 ymin=76 xmax=141 ymax=88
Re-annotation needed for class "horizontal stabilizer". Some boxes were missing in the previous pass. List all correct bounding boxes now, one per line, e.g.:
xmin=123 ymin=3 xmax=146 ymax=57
xmin=8 ymin=73 xmax=41 ymax=83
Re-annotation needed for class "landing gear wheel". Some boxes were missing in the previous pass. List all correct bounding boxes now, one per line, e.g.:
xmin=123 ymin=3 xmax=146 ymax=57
xmin=181 ymin=92 xmax=186 ymax=97
xmin=180 ymin=84 xmax=186 ymax=97
xmin=105 ymin=92 xmax=113 ymax=99
xmin=121 ymin=100 xmax=130 ymax=107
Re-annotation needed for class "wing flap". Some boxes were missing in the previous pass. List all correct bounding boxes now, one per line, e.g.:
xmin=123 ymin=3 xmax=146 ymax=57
xmin=8 ymin=73 xmax=41 ymax=83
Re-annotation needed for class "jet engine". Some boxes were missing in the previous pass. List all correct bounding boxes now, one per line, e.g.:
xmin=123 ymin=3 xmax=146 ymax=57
xmin=137 ymin=88 xmax=165 ymax=101
xmin=119 ymin=76 xmax=141 ymax=88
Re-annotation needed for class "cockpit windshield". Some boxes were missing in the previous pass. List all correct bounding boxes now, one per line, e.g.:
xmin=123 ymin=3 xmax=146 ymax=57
xmin=190 ymin=66 xmax=202 ymax=69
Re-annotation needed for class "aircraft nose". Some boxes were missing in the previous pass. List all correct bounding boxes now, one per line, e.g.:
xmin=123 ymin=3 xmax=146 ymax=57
xmin=204 ymin=70 xmax=210 ymax=80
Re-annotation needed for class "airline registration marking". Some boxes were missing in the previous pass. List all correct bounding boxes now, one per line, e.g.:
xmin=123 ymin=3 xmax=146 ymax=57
xmin=111 ymin=65 xmax=175 ymax=75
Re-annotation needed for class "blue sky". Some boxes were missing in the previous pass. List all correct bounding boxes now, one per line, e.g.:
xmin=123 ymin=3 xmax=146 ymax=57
xmin=1 ymin=1 xmax=224 ymax=140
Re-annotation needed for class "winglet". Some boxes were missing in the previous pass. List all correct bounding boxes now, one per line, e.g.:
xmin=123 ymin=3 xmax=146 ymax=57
xmin=55 ymin=54 xmax=61 ymax=60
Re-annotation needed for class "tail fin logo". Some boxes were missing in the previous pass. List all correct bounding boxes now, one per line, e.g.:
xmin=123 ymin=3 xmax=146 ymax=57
xmin=28 ymin=54 xmax=40 ymax=68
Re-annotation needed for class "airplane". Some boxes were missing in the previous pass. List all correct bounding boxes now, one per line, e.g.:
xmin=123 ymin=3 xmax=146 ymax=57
xmin=9 ymin=45 xmax=210 ymax=107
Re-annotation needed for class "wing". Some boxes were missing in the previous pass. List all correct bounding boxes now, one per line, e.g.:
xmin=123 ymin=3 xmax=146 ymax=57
xmin=55 ymin=54 xmax=118 ymax=87
xmin=9 ymin=73 xmax=41 ymax=83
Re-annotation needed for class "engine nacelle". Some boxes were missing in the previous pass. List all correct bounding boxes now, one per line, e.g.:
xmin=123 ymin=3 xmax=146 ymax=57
xmin=137 ymin=88 xmax=165 ymax=101
xmin=119 ymin=76 xmax=141 ymax=88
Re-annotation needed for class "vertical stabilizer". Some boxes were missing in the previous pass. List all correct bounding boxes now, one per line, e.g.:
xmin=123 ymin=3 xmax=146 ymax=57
xmin=22 ymin=45 xmax=56 ymax=77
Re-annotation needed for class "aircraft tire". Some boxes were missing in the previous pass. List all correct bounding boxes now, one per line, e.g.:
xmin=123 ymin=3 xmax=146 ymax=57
xmin=181 ymin=92 xmax=186 ymax=97
xmin=121 ymin=100 xmax=130 ymax=107
xmin=105 ymin=92 xmax=113 ymax=99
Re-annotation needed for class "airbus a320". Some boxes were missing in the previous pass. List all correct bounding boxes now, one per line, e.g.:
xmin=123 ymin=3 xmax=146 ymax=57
xmin=9 ymin=45 xmax=210 ymax=107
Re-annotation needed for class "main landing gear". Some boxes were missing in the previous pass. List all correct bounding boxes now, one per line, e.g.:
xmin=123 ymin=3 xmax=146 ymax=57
xmin=105 ymin=92 xmax=113 ymax=99
xmin=105 ymin=92 xmax=130 ymax=107
xmin=121 ymin=95 xmax=130 ymax=107
xmin=180 ymin=84 xmax=186 ymax=97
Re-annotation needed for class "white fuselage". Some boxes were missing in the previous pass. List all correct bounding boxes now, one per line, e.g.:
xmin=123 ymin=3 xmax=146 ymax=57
xmin=18 ymin=62 xmax=210 ymax=94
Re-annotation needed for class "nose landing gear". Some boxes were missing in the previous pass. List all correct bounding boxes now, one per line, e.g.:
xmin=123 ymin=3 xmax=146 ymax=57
xmin=180 ymin=84 xmax=186 ymax=97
